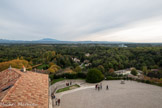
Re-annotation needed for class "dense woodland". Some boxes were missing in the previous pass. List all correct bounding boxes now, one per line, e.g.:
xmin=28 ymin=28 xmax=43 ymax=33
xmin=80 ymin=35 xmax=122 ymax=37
xmin=0 ymin=44 xmax=161 ymax=79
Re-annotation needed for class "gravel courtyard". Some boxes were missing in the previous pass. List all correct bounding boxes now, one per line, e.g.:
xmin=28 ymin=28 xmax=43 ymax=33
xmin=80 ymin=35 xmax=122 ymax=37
xmin=58 ymin=80 xmax=162 ymax=108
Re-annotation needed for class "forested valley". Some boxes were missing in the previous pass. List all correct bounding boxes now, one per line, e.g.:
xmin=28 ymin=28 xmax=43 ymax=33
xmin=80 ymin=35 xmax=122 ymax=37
xmin=0 ymin=44 xmax=162 ymax=80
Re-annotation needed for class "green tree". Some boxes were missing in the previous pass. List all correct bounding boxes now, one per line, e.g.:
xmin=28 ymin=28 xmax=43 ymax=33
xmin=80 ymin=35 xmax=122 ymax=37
xmin=131 ymin=69 xmax=137 ymax=76
xmin=48 ymin=64 xmax=61 ymax=74
xmin=86 ymin=68 xmax=104 ymax=83
xmin=97 ymin=65 xmax=105 ymax=74
xmin=74 ymin=66 xmax=82 ymax=73
xmin=142 ymin=66 xmax=148 ymax=75
xmin=105 ymin=68 xmax=116 ymax=77
xmin=0 ymin=59 xmax=31 ymax=71
xmin=109 ymin=68 xmax=115 ymax=73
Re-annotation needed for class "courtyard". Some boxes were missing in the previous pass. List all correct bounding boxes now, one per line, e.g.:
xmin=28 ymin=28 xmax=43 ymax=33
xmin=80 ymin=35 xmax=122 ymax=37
xmin=52 ymin=80 xmax=162 ymax=108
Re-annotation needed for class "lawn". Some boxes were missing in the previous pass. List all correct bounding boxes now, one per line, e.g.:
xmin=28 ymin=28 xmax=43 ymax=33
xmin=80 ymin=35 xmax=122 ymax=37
xmin=56 ymin=84 xmax=80 ymax=93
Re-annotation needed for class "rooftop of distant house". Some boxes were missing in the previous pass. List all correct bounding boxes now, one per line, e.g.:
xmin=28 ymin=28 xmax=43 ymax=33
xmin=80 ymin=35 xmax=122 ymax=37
xmin=0 ymin=66 xmax=49 ymax=108
xmin=151 ymin=69 xmax=159 ymax=72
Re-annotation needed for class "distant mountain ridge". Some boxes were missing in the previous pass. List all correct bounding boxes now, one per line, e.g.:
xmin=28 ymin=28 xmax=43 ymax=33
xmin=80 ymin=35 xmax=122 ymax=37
xmin=0 ymin=38 xmax=161 ymax=44
xmin=37 ymin=38 xmax=59 ymax=42
xmin=0 ymin=38 xmax=129 ymax=44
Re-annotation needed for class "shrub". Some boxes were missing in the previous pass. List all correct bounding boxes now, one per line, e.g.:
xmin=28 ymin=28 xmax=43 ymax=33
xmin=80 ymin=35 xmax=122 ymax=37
xmin=128 ymin=77 xmax=133 ymax=80
xmin=106 ymin=76 xmax=121 ymax=80
xmin=49 ymin=74 xmax=54 ymax=80
xmin=58 ymin=73 xmax=77 ymax=79
xmin=145 ymin=80 xmax=151 ymax=84
xmin=77 ymin=72 xmax=87 ymax=79
xmin=86 ymin=68 xmax=104 ymax=83
xmin=157 ymin=83 xmax=162 ymax=87
xmin=131 ymin=69 xmax=137 ymax=76
xmin=160 ymin=78 xmax=162 ymax=81
xmin=53 ymin=72 xmax=86 ymax=79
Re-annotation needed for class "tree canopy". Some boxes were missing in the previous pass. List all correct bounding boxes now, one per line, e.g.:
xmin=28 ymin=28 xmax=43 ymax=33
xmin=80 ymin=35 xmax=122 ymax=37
xmin=0 ymin=44 xmax=161 ymax=79
xmin=86 ymin=68 xmax=104 ymax=83
xmin=131 ymin=69 xmax=137 ymax=76
xmin=0 ymin=59 xmax=31 ymax=71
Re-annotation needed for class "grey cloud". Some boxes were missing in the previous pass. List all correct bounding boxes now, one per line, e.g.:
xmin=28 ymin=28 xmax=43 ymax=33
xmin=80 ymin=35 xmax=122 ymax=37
xmin=0 ymin=0 xmax=162 ymax=41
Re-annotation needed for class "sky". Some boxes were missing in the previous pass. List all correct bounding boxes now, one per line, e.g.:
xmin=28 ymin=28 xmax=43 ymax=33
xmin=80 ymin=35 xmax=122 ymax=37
xmin=0 ymin=0 xmax=162 ymax=42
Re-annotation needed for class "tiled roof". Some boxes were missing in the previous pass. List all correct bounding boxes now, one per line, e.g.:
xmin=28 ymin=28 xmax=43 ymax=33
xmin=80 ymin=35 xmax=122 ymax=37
xmin=0 ymin=69 xmax=21 ymax=101
xmin=151 ymin=69 xmax=159 ymax=72
xmin=0 ymin=68 xmax=49 ymax=108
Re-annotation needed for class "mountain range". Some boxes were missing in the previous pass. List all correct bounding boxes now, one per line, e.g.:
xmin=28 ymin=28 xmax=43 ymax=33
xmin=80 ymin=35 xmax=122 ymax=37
xmin=0 ymin=38 xmax=130 ymax=44
xmin=0 ymin=38 xmax=161 ymax=44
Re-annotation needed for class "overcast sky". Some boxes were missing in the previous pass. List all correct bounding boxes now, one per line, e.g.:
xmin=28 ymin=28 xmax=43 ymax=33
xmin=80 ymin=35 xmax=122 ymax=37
xmin=0 ymin=0 xmax=162 ymax=42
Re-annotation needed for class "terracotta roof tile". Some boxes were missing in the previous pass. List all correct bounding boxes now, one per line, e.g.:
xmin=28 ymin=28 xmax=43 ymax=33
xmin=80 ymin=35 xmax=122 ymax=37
xmin=0 ymin=68 xmax=49 ymax=108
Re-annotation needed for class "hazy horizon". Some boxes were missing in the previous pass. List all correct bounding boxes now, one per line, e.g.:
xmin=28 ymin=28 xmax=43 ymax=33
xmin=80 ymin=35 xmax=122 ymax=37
xmin=0 ymin=0 xmax=162 ymax=42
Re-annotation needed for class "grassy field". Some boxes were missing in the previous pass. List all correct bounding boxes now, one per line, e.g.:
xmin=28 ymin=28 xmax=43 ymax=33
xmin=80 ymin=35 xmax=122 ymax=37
xmin=56 ymin=84 xmax=80 ymax=93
